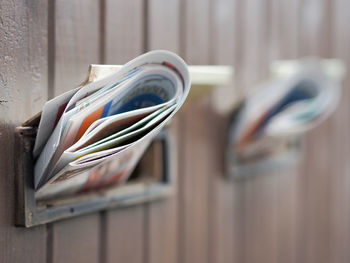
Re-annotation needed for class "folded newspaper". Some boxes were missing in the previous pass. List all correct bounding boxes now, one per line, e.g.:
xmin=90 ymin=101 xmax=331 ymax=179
xmin=227 ymin=60 xmax=340 ymax=176
xmin=33 ymin=50 xmax=190 ymax=200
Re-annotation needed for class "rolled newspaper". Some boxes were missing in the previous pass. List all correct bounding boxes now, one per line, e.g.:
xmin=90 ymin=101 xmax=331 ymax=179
xmin=227 ymin=60 xmax=340 ymax=177
xmin=34 ymin=50 xmax=191 ymax=200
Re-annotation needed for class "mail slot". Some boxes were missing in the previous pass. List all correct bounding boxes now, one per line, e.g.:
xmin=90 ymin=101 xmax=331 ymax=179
xmin=13 ymin=51 xmax=191 ymax=227
xmin=226 ymin=59 xmax=344 ymax=179
xmin=15 ymin=119 xmax=173 ymax=227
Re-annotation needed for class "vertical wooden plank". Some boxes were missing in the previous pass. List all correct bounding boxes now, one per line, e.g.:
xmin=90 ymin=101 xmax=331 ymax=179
xmin=239 ymin=0 xmax=270 ymax=94
xmin=181 ymin=0 xmax=211 ymax=65
xmin=234 ymin=1 xmax=281 ymax=263
xmin=146 ymin=198 xmax=178 ymax=263
xmin=105 ymin=206 xmax=145 ymax=263
xmin=268 ymin=0 xmax=300 ymax=59
xmin=223 ymin=1 xmax=350 ymax=263
xmin=210 ymin=0 xmax=239 ymax=111
xmin=210 ymin=0 xmax=235 ymax=64
xmin=52 ymin=216 xmax=100 ymax=262
xmin=244 ymin=174 xmax=280 ymax=263
xmin=104 ymin=0 xmax=144 ymax=65
xmin=213 ymin=1 xmax=305 ymax=263
xmin=146 ymin=2 xmax=180 ymax=263
xmin=274 ymin=168 xmax=299 ymax=263
xmin=268 ymin=2 xmax=301 ymax=263
xmin=50 ymin=1 xmax=101 ymax=262
xmin=147 ymin=0 xmax=180 ymax=53
xmin=179 ymin=100 xmax=211 ymax=263
xmin=231 ymin=0 xmax=304 ymax=263
xmin=226 ymin=3 xmax=247 ymax=263
xmin=53 ymin=0 xmax=100 ymax=96
xmin=179 ymin=1 xmax=211 ymax=263
xmin=297 ymin=126 xmax=332 ymax=263
xmin=298 ymin=0 xmax=332 ymax=57
xmin=206 ymin=109 xmax=238 ymax=263
xmin=296 ymin=1 xmax=333 ymax=262
xmin=208 ymin=1 xmax=239 ymax=263
xmin=103 ymin=1 xmax=146 ymax=263
xmin=145 ymin=125 xmax=179 ymax=263
xmin=0 ymin=0 xmax=48 ymax=262
xmin=0 ymin=0 xmax=48 ymax=121
xmin=328 ymin=1 xmax=350 ymax=263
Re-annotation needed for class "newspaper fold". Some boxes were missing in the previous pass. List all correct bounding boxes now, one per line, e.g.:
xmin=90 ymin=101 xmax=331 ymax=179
xmin=34 ymin=50 xmax=190 ymax=200
xmin=227 ymin=60 xmax=340 ymax=177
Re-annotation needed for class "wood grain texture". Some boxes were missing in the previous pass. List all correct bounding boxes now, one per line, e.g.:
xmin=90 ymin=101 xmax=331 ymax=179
xmin=239 ymin=0 xmax=270 ymax=94
xmin=50 ymin=0 xmax=102 ymax=261
xmin=1 ymin=1 xmax=350 ymax=262
xmin=328 ymin=1 xmax=350 ymax=263
xmin=146 ymin=120 xmax=180 ymax=263
xmin=233 ymin=1 xmax=302 ymax=263
xmin=53 ymin=0 xmax=100 ymax=96
xmin=105 ymin=206 xmax=145 ymax=263
xmin=233 ymin=0 xmax=350 ymax=263
xmin=0 ymin=0 xmax=48 ymax=262
xmin=268 ymin=0 xmax=300 ymax=59
xmin=210 ymin=0 xmax=239 ymax=112
xmin=51 ymin=215 xmax=100 ymax=263
xmin=104 ymin=0 xmax=144 ymax=64
xmin=236 ymin=2 xmax=278 ymax=261
xmin=258 ymin=2 xmax=300 ymax=263
xmin=208 ymin=1 xmax=238 ymax=262
xmin=178 ymin=1 xmax=212 ymax=262
xmin=147 ymin=197 xmax=178 ymax=263
xmin=206 ymin=107 xmax=238 ymax=263
xmin=298 ymin=0 xmax=332 ymax=57
xmin=147 ymin=0 xmax=180 ymax=53
xmin=181 ymin=0 xmax=211 ymax=65
xmin=295 ymin=1 xmax=333 ymax=262
xmin=268 ymin=2 xmax=300 ymax=263
xmin=146 ymin=2 xmax=180 ymax=262
xmin=0 ymin=0 xmax=48 ymax=121
xmin=178 ymin=100 xmax=211 ymax=263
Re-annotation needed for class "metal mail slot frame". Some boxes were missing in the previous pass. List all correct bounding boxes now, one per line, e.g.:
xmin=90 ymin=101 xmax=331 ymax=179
xmin=15 ymin=119 xmax=172 ymax=227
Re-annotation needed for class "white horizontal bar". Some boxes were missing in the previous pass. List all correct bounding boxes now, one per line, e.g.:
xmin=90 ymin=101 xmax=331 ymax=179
xmin=89 ymin=64 xmax=234 ymax=86
xmin=270 ymin=59 xmax=346 ymax=82
xmin=188 ymin=65 xmax=233 ymax=86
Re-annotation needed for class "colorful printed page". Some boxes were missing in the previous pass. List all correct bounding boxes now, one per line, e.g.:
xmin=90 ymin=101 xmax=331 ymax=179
xmin=34 ymin=50 xmax=191 ymax=200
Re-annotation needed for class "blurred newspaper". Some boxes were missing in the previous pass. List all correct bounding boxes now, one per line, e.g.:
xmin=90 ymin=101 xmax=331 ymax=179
xmin=34 ymin=50 xmax=190 ymax=200
xmin=227 ymin=60 xmax=340 ymax=177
